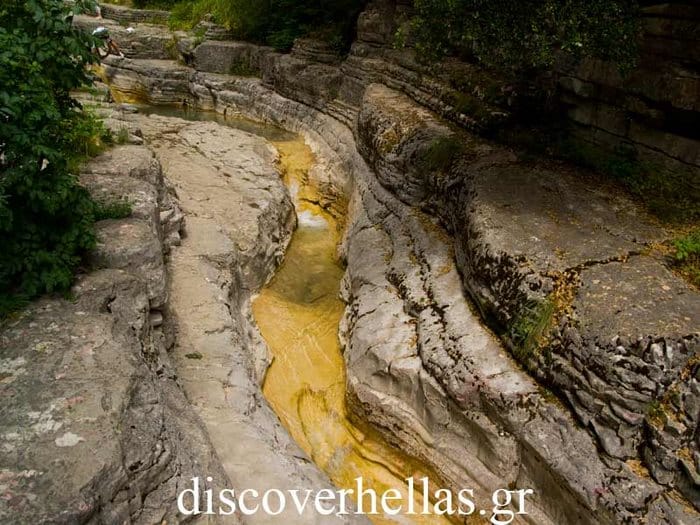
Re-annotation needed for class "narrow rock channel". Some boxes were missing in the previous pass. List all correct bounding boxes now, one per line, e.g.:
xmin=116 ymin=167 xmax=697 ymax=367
xmin=128 ymin=107 xmax=455 ymax=523
xmin=3 ymin=3 xmax=699 ymax=523
xmin=129 ymin=110 xmax=362 ymax=524
xmin=253 ymin=138 xmax=453 ymax=525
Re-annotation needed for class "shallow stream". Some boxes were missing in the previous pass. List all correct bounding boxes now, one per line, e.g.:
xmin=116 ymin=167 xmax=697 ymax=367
xmin=145 ymin=106 xmax=453 ymax=524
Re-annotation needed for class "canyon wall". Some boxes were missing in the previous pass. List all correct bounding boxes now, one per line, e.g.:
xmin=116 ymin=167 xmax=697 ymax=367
xmin=342 ymin=0 xmax=700 ymax=189
xmin=558 ymin=1 xmax=700 ymax=178
xmin=64 ymin=4 xmax=700 ymax=523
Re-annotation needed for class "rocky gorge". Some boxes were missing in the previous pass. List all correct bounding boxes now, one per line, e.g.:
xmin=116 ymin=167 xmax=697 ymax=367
xmin=1 ymin=2 xmax=698 ymax=524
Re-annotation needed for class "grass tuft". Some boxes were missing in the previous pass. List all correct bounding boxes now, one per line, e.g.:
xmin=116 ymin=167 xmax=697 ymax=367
xmin=419 ymin=135 xmax=465 ymax=175
xmin=508 ymin=298 xmax=557 ymax=363
xmin=94 ymin=199 xmax=133 ymax=221
xmin=671 ymin=229 xmax=700 ymax=288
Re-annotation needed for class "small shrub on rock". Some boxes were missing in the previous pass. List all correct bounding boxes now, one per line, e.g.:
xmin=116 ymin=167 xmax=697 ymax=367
xmin=168 ymin=0 xmax=367 ymax=52
xmin=672 ymin=230 xmax=700 ymax=289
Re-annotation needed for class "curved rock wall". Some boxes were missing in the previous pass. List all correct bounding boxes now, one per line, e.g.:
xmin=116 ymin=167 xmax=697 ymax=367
xmin=347 ymin=1 xmax=700 ymax=184
xmin=89 ymin=7 xmax=700 ymax=522
xmin=557 ymin=2 xmax=700 ymax=176
xmin=120 ymin=113 xmax=365 ymax=524
xmin=356 ymin=84 xmax=700 ymax=479
xmin=0 ymin=143 xmax=234 ymax=524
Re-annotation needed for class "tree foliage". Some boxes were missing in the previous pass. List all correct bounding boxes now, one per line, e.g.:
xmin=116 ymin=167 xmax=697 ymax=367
xmin=407 ymin=0 xmax=640 ymax=74
xmin=170 ymin=0 xmax=367 ymax=51
xmin=0 ymin=0 xmax=105 ymax=312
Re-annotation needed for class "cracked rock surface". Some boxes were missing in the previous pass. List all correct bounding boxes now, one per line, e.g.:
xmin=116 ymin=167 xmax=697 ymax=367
xmin=24 ymin=8 xmax=700 ymax=523
xmin=97 ymin=42 xmax=698 ymax=520
xmin=0 ymin=145 xmax=230 ymax=524
xmin=127 ymin=112 xmax=368 ymax=524
xmin=357 ymin=84 xmax=700 ymax=508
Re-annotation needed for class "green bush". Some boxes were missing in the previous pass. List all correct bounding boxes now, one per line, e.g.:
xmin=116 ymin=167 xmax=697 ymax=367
xmin=508 ymin=298 xmax=556 ymax=363
xmin=674 ymin=230 xmax=700 ymax=263
xmin=94 ymin=199 xmax=133 ymax=221
xmin=169 ymin=0 xmax=367 ymax=52
xmin=407 ymin=0 xmax=640 ymax=74
xmin=419 ymin=136 xmax=465 ymax=175
xmin=672 ymin=230 xmax=700 ymax=288
xmin=0 ymin=0 xmax=104 ymax=315
xmin=115 ymin=125 xmax=131 ymax=144
xmin=169 ymin=0 xmax=215 ymax=31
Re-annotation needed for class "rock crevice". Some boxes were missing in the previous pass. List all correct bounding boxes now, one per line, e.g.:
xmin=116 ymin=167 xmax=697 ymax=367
xmin=96 ymin=29 xmax=699 ymax=519
xmin=11 ymin=7 xmax=698 ymax=523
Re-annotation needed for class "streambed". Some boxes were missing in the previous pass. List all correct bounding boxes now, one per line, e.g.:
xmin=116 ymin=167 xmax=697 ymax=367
xmin=141 ymin=106 xmax=455 ymax=523
xmin=253 ymin=139 xmax=453 ymax=525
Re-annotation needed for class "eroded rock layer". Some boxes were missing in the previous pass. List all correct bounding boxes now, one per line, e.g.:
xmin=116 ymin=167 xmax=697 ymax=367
xmin=5 ymin=4 xmax=697 ymax=523
xmin=93 ymin=11 xmax=700 ymax=519
xmin=0 ymin=143 xmax=233 ymax=524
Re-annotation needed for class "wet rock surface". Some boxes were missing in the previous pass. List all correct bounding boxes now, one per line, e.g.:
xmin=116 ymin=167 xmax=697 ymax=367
xmin=122 ymin=112 xmax=367 ymax=524
xmin=95 ymin=34 xmax=699 ymax=522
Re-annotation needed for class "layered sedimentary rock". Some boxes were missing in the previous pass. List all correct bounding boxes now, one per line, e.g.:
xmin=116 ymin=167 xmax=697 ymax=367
xmin=556 ymin=2 xmax=700 ymax=174
xmin=346 ymin=0 xmax=700 ymax=182
xmin=94 ymin=9 xmax=700 ymax=516
xmin=99 ymin=3 xmax=170 ymax=26
xmin=73 ymin=15 xmax=176 ymax=60
xmin=117 ymin=112 xmax=365 ymax=524
xmin=0 ymin=144 xmax=234 ymax=524
xmin=192 ymin=40 xmax=275 ymax=76
xmin=100 ymin=58 xmax=193 ymax=105
xmin=1 ymin=89 xmax=371 ymax=523
xmin=357 ymin=83 xmax=700 ymax=469
xmin=31 ymin=4 xmax=700 ymax=522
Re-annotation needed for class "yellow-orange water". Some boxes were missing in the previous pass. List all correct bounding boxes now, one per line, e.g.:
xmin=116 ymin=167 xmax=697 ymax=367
xmin=253 ymin=138 xmax=456 ymax=524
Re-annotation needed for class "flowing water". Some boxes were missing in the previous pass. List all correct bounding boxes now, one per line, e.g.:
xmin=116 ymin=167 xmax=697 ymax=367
xmin=253 ymin=139 xmax=455 ymax=524
xmin=141 ymin=105 xmax=454 ymax=523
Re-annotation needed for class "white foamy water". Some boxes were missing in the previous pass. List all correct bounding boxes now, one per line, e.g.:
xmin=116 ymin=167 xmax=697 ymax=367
xmin=297 ymin=209 xmax=329 ymax=228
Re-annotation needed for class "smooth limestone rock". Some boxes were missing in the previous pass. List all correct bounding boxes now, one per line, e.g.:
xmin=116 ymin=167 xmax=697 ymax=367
xmin=100 ymin=57 xmax=193 ymax=105
xmin=81 ymin=144 xmax=163 ymax=187
xmin=338 ymin=117 xmax=685 ymax=524
xmin=96 ymin=46 xmax=699 ymax=521
xmin=75 ymin=11 xmax=700 ymax=522
xmin=357 ymin=83 xmax=700 ymax=501
xmin=82 ymin=145 xmax=173 ymax=308
xmin=122 ymin=113 xmax=368 ymax=524
xmin=91 ymin=218 xmax=167 ymax=308
xmin=187 ymin=67 xmax=699 ymax=521
xmin=73 ymin=15 xmax=176 ymax=60
xmin=80 ymin=171 xmax=159 ymax=231
xmin=80 ymin=133 xmax=185 ymax=252
xmin=262 ymin=53 xmax=344 ymax=113
xmin=0 ymin=131 xmax=234 ymax=524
